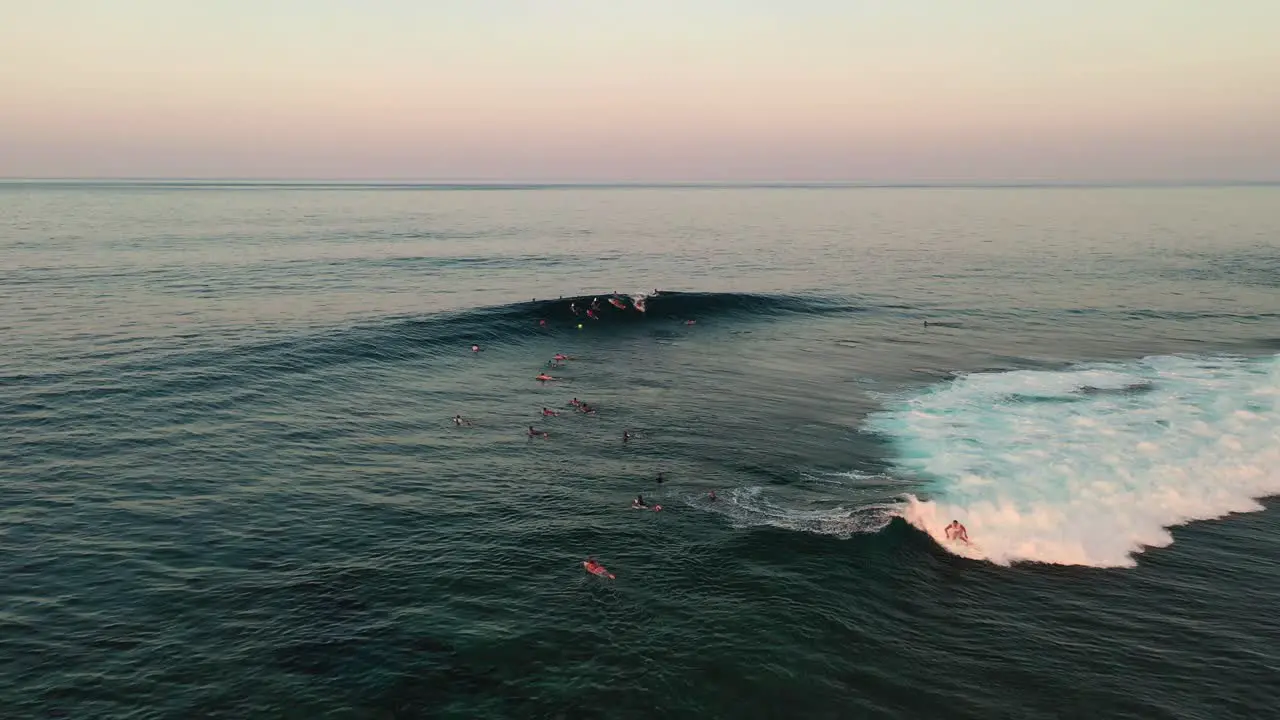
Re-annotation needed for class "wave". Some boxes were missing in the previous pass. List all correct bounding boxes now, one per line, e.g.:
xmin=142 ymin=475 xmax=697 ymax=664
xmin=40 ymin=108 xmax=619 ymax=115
xmin=514 ymin=290 xmax=863 ymax=323
xmin=866 ymin=353 xmax=1280 ymax=568
xmin=2 ymin=291 xmax=865 ymax=394
xmin=703 ymin=486 xmax=894 ymax=538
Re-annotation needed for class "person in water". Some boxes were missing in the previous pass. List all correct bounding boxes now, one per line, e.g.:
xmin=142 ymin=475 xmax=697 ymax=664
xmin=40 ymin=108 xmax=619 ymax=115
xmin=632 ymin=494 xmax=646 ymax=508
xmin=584 ymin=557 xmax=614 ymax=578
xmin=453 ymin=415 xmax=472 ymax=427
xmin=656 ymin=472 xmax=665 ymax=484
xmin=471 ymin=344 xmax=480 ymax=352
xmin=528 ymin=426 xmax=548 ymax=438
xmin=569 ymin=398 xmax=581 ymax=406
xmin=707 ymin=490 xmax=716 ymax=502
xmin=570 ymin=302 xmax=579 ymax=315
xmin=622 ymin=430 xmax=632 ymax=443
xmin=579 ymin=403 xmax=595 ymax=414
xmin=542 ymin=407 xmax=559 ymax=417
xmin=945 ymin=520 xmax=969 ymax=543
xmin=536 ymin=373 xmax=555 ymax=382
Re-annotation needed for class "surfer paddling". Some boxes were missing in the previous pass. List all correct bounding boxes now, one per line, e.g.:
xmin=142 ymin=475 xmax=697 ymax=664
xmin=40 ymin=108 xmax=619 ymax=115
xmin=583 ymin=557 xmax=615 ymax=579
xmin=945 ymin=520 xmax=970 ymax=543
xmin=632 ymin=494 xmax=661 ymax=512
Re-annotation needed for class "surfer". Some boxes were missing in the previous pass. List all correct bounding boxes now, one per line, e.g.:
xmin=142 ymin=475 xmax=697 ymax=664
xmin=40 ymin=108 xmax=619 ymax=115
xmin=569 ymin=398 xmax=581 ymax=407
xmin=452 ymin=415 xmax=472 ymax=427
xmin=541 ymin=407 xmax=559 ymax=417
xmin=632 ymin=494 xmax=647 ymax=509
xmin=707 ymin=490 xmax=716 ymax=502
xmin=570 ymin=302 xmax=579 ymax=315
xmin=553 ymin=353 xmax=570 ymax=361
xmin=622 ymin=430 xmax=632 ymax=443
xmin=656 ymin=472 xmax=665 ymax=484
xmin=471 ymin=344 xmax=481 ymax=352
xmin=579 ymin=403 xmax=595 ymax=414
xmin=685 ymin=320 xmax=696 ymax=326
xmin=945 ymin=520 xmax=969 ymax=543
xmin=536 ymin=373 xmax=555 ymax=382
xmin=586 ymin=309 xmax=598 ymax=320
xmin=583 ymin=557 xmax=614 ymax=579
xmin=528 ymin=426 xmax=548 ymax=438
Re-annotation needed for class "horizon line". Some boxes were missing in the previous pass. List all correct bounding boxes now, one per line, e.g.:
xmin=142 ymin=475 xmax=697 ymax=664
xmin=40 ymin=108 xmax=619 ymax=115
xmin=3 ymin=177 xmax=1280 ymax=189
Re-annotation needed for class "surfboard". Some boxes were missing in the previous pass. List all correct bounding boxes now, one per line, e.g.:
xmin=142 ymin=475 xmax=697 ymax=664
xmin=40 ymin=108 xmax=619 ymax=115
xmin=942 ymin=536 xmax=985 ymax=560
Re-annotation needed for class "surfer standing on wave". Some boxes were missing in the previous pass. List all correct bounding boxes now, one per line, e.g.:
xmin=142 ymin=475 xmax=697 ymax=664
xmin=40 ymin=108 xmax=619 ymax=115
xmin=945 ymin=520 xmax=969 ymax=543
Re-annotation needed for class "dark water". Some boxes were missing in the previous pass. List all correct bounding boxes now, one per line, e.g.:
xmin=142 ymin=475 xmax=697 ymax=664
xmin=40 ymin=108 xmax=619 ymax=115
xmin=2 ymin=183 xmax=1278 ymax=719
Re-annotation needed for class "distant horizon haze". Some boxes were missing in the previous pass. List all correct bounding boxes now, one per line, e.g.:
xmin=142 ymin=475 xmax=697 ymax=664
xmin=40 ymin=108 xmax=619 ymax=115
xmin=3 ymin=0 xmax=1278 ymax=181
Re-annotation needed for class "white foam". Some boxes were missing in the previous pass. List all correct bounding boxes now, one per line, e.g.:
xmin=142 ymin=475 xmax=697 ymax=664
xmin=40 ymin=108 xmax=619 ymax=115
xmin=866 ymin=353 xmax=1280 ymax=568
xmin=707 ymin=486 xmax=893 ymax=538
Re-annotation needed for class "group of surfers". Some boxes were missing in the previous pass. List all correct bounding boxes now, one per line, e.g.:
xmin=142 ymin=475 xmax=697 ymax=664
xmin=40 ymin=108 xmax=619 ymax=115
xmin=462 ymin=292 xmax=979 ymax=582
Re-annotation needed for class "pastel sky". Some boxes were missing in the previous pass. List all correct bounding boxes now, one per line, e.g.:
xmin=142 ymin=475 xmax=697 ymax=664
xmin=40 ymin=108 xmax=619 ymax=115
xmin=3 ymin=0 xmax=1279 ymax=181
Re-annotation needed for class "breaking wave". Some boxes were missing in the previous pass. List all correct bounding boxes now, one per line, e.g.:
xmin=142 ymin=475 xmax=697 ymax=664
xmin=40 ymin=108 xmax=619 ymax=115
xmin=867 ymin=353 xmax=1280 ymax=567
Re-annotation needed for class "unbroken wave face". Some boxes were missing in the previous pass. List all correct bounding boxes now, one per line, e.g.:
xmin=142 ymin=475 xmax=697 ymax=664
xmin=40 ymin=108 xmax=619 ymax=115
xmin=868 ymin=354 xmax=1280 ymax=568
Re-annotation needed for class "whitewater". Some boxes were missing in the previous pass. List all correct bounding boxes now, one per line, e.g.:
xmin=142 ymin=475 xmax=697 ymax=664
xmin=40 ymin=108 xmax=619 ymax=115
xmin=866 ymin=353 xmax=1280 ymax=568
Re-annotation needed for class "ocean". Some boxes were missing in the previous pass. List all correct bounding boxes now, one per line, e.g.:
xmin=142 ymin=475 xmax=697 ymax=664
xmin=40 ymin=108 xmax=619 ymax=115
xmin=2 ymin=182 xmax=1278 ymax=719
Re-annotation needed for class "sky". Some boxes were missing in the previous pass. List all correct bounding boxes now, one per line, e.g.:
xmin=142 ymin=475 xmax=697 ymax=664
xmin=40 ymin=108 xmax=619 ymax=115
xmin=3 ymin=0 xmax=1279 ymax=181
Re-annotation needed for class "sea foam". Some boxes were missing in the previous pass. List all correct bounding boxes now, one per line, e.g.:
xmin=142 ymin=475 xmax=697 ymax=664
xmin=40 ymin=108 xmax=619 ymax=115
xmin=867 ymin=354 xmax=1280 ymax=567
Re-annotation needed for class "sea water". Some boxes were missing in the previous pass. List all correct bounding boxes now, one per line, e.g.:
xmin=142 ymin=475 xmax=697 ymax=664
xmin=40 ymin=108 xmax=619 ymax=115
xmin=2 ymin=182 xmax=1278 ymax=718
